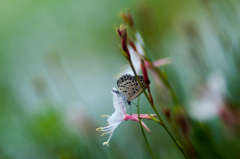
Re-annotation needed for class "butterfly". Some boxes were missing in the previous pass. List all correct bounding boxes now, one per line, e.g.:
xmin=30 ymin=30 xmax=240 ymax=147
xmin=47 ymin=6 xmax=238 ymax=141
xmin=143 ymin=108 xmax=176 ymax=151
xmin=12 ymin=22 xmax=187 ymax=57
xmin=112 ymin=74 xmax=150 ymax=105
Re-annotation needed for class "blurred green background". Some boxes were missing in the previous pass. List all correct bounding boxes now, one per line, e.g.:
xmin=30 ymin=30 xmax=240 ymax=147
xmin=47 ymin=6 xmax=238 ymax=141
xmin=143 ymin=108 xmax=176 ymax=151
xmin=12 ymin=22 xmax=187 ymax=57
xmin=1 ymin=0 xmax=240 ymax=158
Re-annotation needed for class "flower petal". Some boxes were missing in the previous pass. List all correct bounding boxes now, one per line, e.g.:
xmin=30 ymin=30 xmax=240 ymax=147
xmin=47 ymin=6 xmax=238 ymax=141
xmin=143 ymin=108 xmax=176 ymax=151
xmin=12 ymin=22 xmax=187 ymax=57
xmin=135 ymin=31 xmax=144 ymax=47
xmin=125 ymin=114 xmax=151 ymax=134
xmin=111 ymin=88 xmax=126 ymax=114
xmin=107 ymin=110 xmax=124 ymax=125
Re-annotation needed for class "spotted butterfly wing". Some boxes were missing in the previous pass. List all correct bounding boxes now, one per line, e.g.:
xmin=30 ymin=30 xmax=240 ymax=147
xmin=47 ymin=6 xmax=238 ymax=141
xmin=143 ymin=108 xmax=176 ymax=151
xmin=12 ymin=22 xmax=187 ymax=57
xmin=116 ymin=74 xmax=150 ymax=104
xmin=127 ymin=75 xmax=149 ymax=101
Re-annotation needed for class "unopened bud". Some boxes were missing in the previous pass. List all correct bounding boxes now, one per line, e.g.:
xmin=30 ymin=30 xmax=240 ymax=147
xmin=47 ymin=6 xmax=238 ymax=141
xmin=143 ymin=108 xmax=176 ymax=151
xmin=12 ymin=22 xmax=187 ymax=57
xmin=141 ymin=59 xmax=150 ymax=85
xmin=175 ymin=110 xmax=189 ymax=137
xmin=121 ymin=11 xmax=134 ymax=28
xmin=162 ymin=108 xmax=171 ymax=119
xmin=116 ymin=25 xmax=130 ymax=60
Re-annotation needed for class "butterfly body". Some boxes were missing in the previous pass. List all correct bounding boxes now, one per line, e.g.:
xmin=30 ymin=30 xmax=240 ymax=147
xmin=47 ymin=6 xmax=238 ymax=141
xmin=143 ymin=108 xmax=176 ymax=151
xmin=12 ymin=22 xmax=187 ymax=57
xmin=113 ymin=74 xmax=150 ymax=105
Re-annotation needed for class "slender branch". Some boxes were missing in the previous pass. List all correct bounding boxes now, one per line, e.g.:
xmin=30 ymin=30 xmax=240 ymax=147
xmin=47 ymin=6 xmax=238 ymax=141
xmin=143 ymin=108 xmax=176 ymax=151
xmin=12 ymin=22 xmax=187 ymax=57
xmin=147 ymin=113 xmax=163 ymax=125
xmin=151 ymin=66 xmax=179 ymax=106
xmin=128 ymin=59 xmax=188 ymax=159
xmin=137 ymin=98 xmax=156 ymax=159
xmin=117 ymin=23 xmax=187 ymax=158
xmin=151 ymin=105 xmax=188 ymax=159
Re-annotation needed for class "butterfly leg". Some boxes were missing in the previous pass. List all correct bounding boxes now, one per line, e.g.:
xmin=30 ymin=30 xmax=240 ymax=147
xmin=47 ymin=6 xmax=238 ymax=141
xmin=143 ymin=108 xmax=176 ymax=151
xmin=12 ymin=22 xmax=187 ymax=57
xmin=129 ymin=104 xmax=132 ymax=116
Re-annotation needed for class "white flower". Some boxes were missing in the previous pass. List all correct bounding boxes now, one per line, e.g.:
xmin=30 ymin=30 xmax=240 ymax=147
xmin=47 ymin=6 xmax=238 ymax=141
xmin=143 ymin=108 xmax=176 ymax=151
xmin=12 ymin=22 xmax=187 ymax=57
xmin=135 ymin=31 xmax=144 ymax=47
xmin=189 ymin=72 xmax=226 ymax=121
xmin=96 ymin=87 xmax=153 ymax=146
xmin=119 ymin=32 xmax=145 ymax=76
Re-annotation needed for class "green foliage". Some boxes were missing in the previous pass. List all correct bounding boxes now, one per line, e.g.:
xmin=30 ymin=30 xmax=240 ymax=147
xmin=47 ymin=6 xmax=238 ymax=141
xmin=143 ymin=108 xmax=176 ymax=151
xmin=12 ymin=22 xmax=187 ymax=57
xmin=1 ymin=0 xmax=240 ymax=158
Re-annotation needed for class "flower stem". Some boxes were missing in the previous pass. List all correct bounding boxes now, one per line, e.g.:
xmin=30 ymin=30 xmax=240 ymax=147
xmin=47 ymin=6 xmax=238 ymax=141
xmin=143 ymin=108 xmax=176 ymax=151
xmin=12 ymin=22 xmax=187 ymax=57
xmin=137 ymin=98 xmax=156 ymax=159
xmin=147 ymin=113 xmax=163 ymax=125
xmin=151 ymin=66 xmax=179 ymax=106
xmin=128 ymin=59 xmax=188 ymax=159
xmin=151 ymin=105 xmax=188 ymax=159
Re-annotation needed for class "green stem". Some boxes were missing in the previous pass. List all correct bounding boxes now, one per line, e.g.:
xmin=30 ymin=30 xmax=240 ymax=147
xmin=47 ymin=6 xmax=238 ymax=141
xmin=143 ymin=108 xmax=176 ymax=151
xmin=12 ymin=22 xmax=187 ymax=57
xmin=128 ymin=59 xmax=188 ymax=159
xmin=151 ymin=105 xmax=188 ymax=159
xmin=132 ymin=30 xmax=179 ymax=106
xmin=137 ymin=98 xmax=156 ymax=159
xmin=151 ymin=66 xmax=179 ymax=106
xmin=147 ymin=113 xmax=163 ymax=125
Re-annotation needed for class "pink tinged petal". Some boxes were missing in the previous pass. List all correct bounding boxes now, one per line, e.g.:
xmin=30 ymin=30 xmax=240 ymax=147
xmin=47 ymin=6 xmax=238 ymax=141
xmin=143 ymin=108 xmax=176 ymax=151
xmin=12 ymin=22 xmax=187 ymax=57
xmin=152 ymin=58 xmax=171 ymax=67
xmin=144 ymin=58 xmax=171 ymax=68
xmin=140 ymin=120 xmax=151 ymax=134
xmin=124 ymin=114 xmax=138 ymax=121
xmin=150 ymin=68 xmax=163 ymax=88
xmin=124 ymin=114 xmax=151 ymax=134
xmin=143 ymin=58 xmax=171 ymax=88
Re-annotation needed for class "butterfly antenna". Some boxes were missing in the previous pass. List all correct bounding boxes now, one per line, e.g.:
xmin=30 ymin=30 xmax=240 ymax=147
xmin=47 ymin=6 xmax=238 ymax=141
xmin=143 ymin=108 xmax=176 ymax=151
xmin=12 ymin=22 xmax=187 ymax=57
xmin=131 ymin=102 xmax=138 ymax=107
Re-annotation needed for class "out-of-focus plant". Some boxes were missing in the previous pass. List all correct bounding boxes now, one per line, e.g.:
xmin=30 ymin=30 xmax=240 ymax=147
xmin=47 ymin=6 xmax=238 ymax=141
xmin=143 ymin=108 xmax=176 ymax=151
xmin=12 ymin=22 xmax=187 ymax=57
xmin=97 ymin=5 xmax=240 ymax=158
xmin=116 ymin=12 xmax=188 ymax=159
